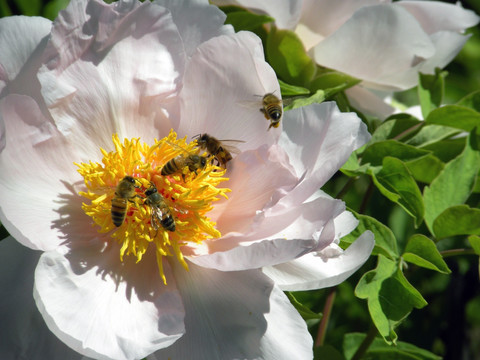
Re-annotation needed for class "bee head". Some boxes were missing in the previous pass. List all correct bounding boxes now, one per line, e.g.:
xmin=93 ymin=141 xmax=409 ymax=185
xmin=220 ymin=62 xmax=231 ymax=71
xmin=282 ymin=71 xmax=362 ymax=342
xmin=145 ymin=187 xmax=157 ymax=196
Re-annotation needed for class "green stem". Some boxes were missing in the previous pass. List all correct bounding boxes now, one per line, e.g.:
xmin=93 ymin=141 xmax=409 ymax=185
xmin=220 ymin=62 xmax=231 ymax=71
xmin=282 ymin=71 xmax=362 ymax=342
xmin=336 ymin=177 xmax=356 ymax=200
xmin=358 ymin=180 xmax=374 ymax=214
xmin=351 ymin=325 xmax=378 ymax=360
xmin=441 ymin=248 xmax=477 ymax=258
xmin=393 ymin=122 xmax=424 ymax=141
xmin=315 ymin=286 xmax=337 ymax=347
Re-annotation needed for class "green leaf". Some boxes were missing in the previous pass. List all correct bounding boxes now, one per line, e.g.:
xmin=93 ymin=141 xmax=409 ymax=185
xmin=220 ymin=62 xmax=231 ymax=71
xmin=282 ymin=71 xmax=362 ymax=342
xmin=285 ymin=292 xmax=322 ymax=321
xmin=370 ymin=115 xmax=421 ymax=143
xmin=314 ymin=345 xmax=345 ymax=360
xmin=402 ymin=234 xmax=451 ymax=273
xmin=405 ymin=154 xmax=444 ymax=184
xmin=355 ymin=256 xmax=427 ymax=344
xmin=423 ymin=132 xmax=480 ymax=234
xmin=422 ymin=137 xmax=466 ymax=163
xmin=309 ymin=70 xmax=360 ymax=94
xmin=340 ymin=151 xmax=370 ymax=176
xmin=468 ymin=235 xmax=480 ymax=255
xmin=405 ymin=125 xmax=460 ymax=148
xmin=432 ymin=205 xmax=480 ymax=239
xmin=456 ymin=90 xmax=480 ymax=112
xmin=344 ymin=333 xmax=442 ymax=360
xmin=266 ymin=28 xmax=316 ymax=86
xmin=279 ymin=80 xmax=310 ymax=96
xmin=225 ymin=11 xmax=274 ymax=32
xmin=42 ymin=0 xmax=70 ymax=20
xmin=0 ymin=0 xmax=12 ymax=17
xmin=417 ymin=70 xmax=447 ymax=119
xmin=362 ymin=140 xmax=431 ymax=166
xmin=340 ymin=212 xmax=398 ymax=260
xmin=369 ymin=157 xmax=424 ymax=227
xmin=283 ymin=89 xmax=326 ymax=111
xmin=13 ymin=0 xmax=41 ymax=15
xmin=425 ymin=105 xmax=480 ymax=132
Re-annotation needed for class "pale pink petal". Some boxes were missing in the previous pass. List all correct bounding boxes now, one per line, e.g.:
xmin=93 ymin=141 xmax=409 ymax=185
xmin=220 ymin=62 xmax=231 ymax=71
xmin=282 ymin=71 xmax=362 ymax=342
xmin=155 ymin=0 xmax=234 ymax=56
xmin=38 ymin=0 xmax=186 ymax=149
xmin=398 ymin=1 xmax=480 ymax=34
xmin=313 ymin=4 xmax=435 ymax=91
xmin=0 ymin=16 xmax=51 ymax=94
xmin=299 ymin=0 xmax=389 ymax=40
xmin=210 ymin=144 xmax=297 ymax=235
xmin=212 ymin=0 xmax=302 ymax=29
xmin=151 ymin=261 xmax=312 ymax=359
xmin=191 ymin=195 xmax=347 ymax=270
xmin=345 ymin=86 xmax=395 ymax=118
xmin=0 ymin=238 xmax=87 ymax=360
xmin=383 ymin=31 xmax=471 ymax=87
xmin=262 ymin=230 xmax=375 ymax=291
xmin=189 ymin=238 xmax=317 ymax=271
xmin=34 ymin=241 xmax=185 ymax=360
xmin=0 ymin=95 xmax=89 ymax=251
xmin=177 ymin=31 xmax=280 ymax=149
xmin=275 ymin=102 xmax=370 ymax=208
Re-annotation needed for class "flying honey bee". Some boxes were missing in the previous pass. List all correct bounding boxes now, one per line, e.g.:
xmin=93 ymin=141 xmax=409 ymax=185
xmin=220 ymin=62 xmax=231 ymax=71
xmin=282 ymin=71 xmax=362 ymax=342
xmin=260 ymin=93 xmax=283 ymax=130
xmin=111 ymin=175 xmax=141 ymax=227
xmin=193 ymin=133 xmax=244 ymax=169
xmin=144 ymin=182 xmax=175 ymax=232
xmin=161 ymin=143 xmax=208 ymax=179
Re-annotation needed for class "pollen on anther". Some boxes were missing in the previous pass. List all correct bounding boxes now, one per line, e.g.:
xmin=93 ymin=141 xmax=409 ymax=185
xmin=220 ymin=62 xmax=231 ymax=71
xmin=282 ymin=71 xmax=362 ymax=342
xmin=76 ymin=131 xmax=230 ymax=284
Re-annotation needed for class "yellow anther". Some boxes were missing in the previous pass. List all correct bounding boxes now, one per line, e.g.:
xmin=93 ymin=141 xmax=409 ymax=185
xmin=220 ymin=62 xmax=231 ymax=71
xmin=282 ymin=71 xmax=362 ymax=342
xmin=76 ymin=131 xmax=230 ymax=284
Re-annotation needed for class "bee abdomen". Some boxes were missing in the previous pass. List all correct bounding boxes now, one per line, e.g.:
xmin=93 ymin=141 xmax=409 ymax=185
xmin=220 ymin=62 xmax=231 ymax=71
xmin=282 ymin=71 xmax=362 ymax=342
xmin=111 ymin=198 xmax=128 ymax=227
xmin=266 ymin=105 xmax=282 ymax=120
xmin=161 ymin=157 xmax=180 ymax=175
xmin=161 ymin=215 xmax=176 ymax=232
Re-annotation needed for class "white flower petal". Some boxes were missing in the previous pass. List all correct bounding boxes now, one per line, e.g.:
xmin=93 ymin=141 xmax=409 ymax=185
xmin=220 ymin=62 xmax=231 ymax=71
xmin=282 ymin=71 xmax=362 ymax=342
xmin=38 ymin=0 xmax=186 ymax=149
xmin=263 ymin=230 xmax=374 ymax=291
xmin=0 ymin=16 xmax=51 ymax=94
xmin=152 ymin=261 xmax=312 ymax=359
xmin=211 ymin=144 xmax=297 ymax=235
xmin=154 ymin=0 xmax=234 ymax=56
xmin=277 ymin=102 xmax=370 ymax=208
xmin=313 ymin=4 xmax=435 ymax=90
xmin=213 ymin=0 xmax=303 ymax=29
xmin=345 ymin=86 xmax=395 ymax=118
xmin=398 ymin=0 xmax=480 ymax=34
xmin=189 ymin=238 xmax=317 ymax=271
xmin=34 ymin=242 xmax=185 ymax=360
xmin=0 ymin=95 xmax=88 ymax=251
xmin=299 ymin=0 xmax=388 ymax=41
xmin=203 ymin=191 xmax=347 ymax=266
xmin=0 ymin=237 xmax=88 ymax=360
xmin=177 ymin=31 xmax=280 ymax=149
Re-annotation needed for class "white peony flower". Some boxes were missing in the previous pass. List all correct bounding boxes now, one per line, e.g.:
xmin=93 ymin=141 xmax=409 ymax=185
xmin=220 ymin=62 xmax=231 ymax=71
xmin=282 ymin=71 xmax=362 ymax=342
xmin=212 ymin=0 xmax=480 ymax=117
xmin=0 ymin=0 xmax=374 ymax=359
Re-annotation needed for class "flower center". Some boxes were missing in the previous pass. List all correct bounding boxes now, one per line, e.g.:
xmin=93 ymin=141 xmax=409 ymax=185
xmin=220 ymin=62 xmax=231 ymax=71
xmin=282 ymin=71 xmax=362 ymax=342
xmin=76 ymin=130 xmax=230 ymax=284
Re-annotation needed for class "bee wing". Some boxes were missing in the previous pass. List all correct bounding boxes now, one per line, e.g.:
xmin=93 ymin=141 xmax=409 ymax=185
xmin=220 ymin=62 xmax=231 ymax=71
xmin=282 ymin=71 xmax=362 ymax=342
xmin=149 ymin=204 xmax=164 ymax=230
xmin=217 ymin=140 xmax=246 ymax=155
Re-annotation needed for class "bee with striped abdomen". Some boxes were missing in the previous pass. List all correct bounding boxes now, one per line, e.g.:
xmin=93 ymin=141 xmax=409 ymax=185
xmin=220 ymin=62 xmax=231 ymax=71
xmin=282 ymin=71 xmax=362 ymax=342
xmin=260 ymin=93 xmax=283 ymax=130
xmin=111 ymin=176 xmax=141 ymax=227
xmin=193 ymin=133 xmax=244 ymax=169
xmin=144 ymin=182 xmax=175 ymax=232
xmin=160 ymin=142 xmax=208 ymax=179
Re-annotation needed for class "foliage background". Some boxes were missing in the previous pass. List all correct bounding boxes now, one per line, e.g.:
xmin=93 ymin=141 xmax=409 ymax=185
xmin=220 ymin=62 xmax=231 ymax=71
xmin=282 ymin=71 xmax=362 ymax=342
xmin=1 ymin=0 xmax=480 ymax=359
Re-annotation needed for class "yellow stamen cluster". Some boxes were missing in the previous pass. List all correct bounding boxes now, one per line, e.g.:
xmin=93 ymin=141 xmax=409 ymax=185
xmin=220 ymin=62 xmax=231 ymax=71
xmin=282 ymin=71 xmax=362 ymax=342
xmin=76 ymin=130 xmax=230 ymax=284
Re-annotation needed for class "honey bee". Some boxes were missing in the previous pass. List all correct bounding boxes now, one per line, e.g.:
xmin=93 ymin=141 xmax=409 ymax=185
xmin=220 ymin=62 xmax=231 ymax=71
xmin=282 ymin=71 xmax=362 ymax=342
xmin=193 ymin=133 xmax=244 ymax=169
xmin=260 ymin=93 xmax=283 ymax=130
xmin=144 ymin=182 xmax=175 ymax=232
xmin=161 ymin=144 xmax=208 ymax=179
xmin=111 ymin=176 xmax=141 ymax=227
